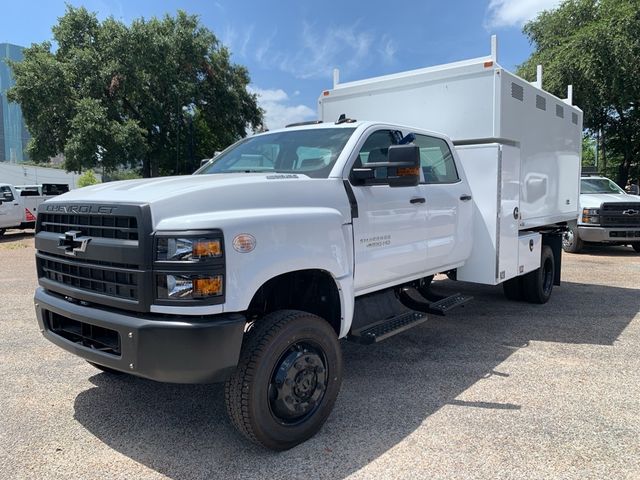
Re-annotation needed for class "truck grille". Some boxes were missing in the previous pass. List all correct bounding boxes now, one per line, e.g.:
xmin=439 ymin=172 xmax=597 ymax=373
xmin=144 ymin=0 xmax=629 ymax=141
xmin=38 ymin=253 xmax=139 ymax=301
xmin=39 ymin=212 xmax=138 ymax=240
xmin=46 ymin=310 xmax=121 ymax=356
xmin=36 ymin=203 xmax=152 ymax=312
xmin=600 ymin=203 xmax=640 ymax=227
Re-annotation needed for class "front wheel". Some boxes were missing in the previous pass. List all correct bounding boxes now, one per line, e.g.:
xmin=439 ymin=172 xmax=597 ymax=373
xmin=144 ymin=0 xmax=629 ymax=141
xmin=224 ymin=310 xmax=343 ymax=450
xmin=562 ymin=223 xmax=583 ymax=253
xmin=523 ymin=245 xmax=555 ymax=304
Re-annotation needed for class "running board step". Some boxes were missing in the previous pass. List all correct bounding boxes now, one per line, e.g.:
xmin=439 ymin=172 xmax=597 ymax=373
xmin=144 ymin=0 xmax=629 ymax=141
xmin=348 ymin=311 xmax=427 ymax=345
xmin=427 ymin=293 xmax=472 ymax=315
xmin=398 ymin=288 xmax=472 ymax=316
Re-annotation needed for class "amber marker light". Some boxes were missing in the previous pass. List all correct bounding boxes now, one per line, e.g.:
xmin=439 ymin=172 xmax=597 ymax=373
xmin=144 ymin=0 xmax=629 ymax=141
xmin=193 ymin=276 xmax=223 ymax=297
xmin=192 ymin=239 xmax=222 ymax=258
xmin=397 ymin=167 xmax=420 ymax=177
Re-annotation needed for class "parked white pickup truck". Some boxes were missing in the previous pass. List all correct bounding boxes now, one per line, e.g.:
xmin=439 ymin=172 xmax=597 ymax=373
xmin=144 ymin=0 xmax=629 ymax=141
xmin=33 ymin=40 xmax=583 ymax=450
xmin=562 ymin=175 xmax=640 ymax=253
xmin=0 ymin=183 xmax=69 ymax=236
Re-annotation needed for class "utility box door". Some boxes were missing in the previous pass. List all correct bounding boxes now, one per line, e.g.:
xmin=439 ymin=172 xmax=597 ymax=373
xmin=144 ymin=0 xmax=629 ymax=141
xmin=455 ymin=143 xmax=520 ymax=285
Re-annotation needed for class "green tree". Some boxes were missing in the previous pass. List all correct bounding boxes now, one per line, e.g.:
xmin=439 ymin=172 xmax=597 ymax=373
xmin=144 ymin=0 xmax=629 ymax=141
xmin=77 ymin=169 xmax=100 ymax=187
xmin=8 ymin=6 xmax=263 ymax=177
xmin=517 ymin=0 xmax=640 ymax=186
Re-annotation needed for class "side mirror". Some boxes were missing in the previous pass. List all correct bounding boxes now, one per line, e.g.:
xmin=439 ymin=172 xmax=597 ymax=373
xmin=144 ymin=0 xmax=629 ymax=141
xmin=387 ymin=144 xmax=420 ymax=187
xmin=350 ymin=143 xmax=421 ymax=187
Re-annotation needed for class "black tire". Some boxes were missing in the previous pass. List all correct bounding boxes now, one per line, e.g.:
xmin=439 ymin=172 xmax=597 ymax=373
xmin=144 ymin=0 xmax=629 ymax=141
xmin=502 ymin=276 xmax=525 ymax=301
xmin=632 ymin=243 xmax=640 ymax=253
xmin=0 ymin=228 xmax=5 ymax=237
xmin=87 ymin=361 xmax=124 ymax=375
xmin=224 ymin=310 xmax=343 ymax=451
xmin=523 ymin=245 xmax=555 ymax=304
xmin=562 ymin=223 xmax=583 ymax=253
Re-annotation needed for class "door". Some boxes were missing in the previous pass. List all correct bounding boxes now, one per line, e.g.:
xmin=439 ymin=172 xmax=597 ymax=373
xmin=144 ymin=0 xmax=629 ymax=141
xmin=0 ymin=186 xmax=22 ymax=229
xmin=349 ymin=129 xmax=429 ymax=293
xmin=413 ymin=134 xmax=471 ymax=271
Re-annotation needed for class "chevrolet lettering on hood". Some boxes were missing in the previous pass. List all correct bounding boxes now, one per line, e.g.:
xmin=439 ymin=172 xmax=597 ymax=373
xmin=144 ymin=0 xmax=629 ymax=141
xmin=44 ymin=204 xmax=117 ymax=214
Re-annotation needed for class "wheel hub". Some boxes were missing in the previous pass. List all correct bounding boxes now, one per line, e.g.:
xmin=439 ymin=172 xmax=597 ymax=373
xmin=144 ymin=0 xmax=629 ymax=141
xmin=269 ymin=344 xmax=327 ymax=424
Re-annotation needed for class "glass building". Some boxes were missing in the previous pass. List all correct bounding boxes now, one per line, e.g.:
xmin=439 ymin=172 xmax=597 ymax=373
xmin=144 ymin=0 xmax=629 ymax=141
xmin=0 ymin=43 xmax=29 ymax=163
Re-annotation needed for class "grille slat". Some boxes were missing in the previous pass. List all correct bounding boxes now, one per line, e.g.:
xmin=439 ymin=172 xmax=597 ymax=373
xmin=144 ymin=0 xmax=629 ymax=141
xmin=39 ymin=213 xmax=138 ymax=240
xmin=38 ymin=252 xmax=139 ymax=301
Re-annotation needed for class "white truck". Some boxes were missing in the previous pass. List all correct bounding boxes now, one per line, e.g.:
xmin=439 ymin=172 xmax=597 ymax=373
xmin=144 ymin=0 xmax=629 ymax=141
xmin=0 ymin=183 xmax=69 ymax=236
xmin=0 ymin=183 xmax=38 ymax=235
xmin=33 ymin=41 xmax=582 ymax=450
xmin=562 ymin=174 xmax=640 ymax=253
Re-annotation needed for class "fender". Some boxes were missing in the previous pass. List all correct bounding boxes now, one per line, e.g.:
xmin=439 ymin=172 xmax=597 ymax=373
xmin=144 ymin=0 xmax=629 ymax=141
xmin=155 ymin=207 xmax=356 ymax=337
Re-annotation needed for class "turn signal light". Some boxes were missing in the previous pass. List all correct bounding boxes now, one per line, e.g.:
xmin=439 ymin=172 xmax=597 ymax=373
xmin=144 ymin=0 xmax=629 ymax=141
xmin=193 ymin=239 xmax=222 ymax=258
xmin=193 ymin=276 xmax=223 ymax=297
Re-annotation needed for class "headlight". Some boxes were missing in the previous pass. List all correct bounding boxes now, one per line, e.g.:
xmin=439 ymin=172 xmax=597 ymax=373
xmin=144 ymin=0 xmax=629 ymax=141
xmin=157 ymin=274 xmax=223 ymax=299
xmin=157 ymin=237 xmax=222 ymax=261
xmin=582 ymin=208 xmax=600 ymax=224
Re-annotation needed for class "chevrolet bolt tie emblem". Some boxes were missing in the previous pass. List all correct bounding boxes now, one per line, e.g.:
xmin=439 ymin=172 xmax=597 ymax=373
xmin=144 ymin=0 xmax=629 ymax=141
xmin=622 ymin=209 xmax=638 ymax=216
xmin=58 ymin=230 xmax=91 ymax=256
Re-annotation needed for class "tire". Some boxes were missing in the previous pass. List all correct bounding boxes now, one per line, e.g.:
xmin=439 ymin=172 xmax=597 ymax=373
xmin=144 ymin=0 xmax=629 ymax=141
xmin=0 ymin=228 xmax=5 ymax=237
xmin=632 ymin=243 xmax=640 ymax=253
xmin=224 ymin=310 xmax=343 ymax=451
xmin=87 ymin=361 xmax=124 ymax=375
xmin=523 ymin=245 xmax=555 ymax=304
xmin=502 ymin=276 xmax=525 ymax=301
xmin=562 ymin=223 xmax=583 ymax=253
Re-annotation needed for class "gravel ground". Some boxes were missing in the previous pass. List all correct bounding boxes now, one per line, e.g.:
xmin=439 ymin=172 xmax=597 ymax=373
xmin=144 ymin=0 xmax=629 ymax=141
xmin=0 ymin=229 xmax=639 ymax=480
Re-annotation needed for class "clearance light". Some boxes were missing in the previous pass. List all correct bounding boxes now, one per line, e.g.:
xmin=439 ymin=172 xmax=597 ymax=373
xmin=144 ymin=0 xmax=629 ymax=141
xmin=397 ymin=167 xmax=420 ymax=177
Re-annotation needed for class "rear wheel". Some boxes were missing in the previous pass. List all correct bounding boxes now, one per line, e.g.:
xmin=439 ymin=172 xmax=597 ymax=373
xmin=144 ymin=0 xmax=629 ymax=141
xmin=632 ymin=243 xmax=640 ymax=253
xmin=523 ymin=245 xmax=555 ymax=304
xmin=562 ymin=223 xmax=583 ymax=253
xmin=224 ymin=310 xmax=343 ymax=450
xmin=502 ymin=276 xmax=525 ymax=301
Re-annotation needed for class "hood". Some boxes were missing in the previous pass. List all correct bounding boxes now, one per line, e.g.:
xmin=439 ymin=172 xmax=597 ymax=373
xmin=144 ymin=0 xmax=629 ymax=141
xmin=580 ymin=193 xmax=639 ymax=208
xmin=46 ymin=173 xmax=350 ymax=228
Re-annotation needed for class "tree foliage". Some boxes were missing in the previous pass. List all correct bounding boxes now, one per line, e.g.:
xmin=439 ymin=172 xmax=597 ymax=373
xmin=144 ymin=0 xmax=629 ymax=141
xmin=77 ymin=169 xmax=99 ymax=187
xmin=517 ymin=0 xmax=640 ymax=185
xmin=8 ymin=6 xmax=263 ymax=177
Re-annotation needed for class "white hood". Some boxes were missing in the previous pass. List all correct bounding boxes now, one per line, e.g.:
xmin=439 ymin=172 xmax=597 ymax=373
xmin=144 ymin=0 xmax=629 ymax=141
xmin=580 ymin=193 xmax=638 ymax=208
xmin=46 ymin=173 xmax=351 ymax=229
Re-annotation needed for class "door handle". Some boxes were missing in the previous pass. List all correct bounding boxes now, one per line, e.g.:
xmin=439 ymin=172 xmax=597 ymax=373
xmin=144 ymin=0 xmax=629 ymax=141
xmin=410 ymin=197 xmax=426 ymax=204
xmin=459 ymin=194 xmax=472 ymax=201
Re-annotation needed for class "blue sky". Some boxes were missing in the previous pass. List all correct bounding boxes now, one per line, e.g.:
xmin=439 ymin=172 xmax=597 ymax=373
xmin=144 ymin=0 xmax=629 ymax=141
xmin=0 ymin=0 xmax=561 ymax=129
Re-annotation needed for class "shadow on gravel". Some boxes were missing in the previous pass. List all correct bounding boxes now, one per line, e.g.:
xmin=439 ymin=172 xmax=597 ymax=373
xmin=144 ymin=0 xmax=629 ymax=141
xmin=73 ymin=279 xmax=639 ymax=480
xmin=570 ymin=244 xmax=639 ymax=257
xmin=0 ymin=230 xmax=34 ymax=243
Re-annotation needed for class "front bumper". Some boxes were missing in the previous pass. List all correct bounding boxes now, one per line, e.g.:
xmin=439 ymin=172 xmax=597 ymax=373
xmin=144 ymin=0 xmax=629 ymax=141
xmin=34 ymin=288 xmax=245 ymax=384
xmin=578 ymin=226 xmax=640 ymax=243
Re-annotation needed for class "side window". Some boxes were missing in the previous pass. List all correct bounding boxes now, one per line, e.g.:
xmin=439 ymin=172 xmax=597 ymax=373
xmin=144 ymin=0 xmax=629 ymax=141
xmin=353 ymin=130 xmax=398 ymax=169
xmin=1 ymin=186 xmax=14 ymax=202
xmin=414 ymin=134 xmax=459 ymax=184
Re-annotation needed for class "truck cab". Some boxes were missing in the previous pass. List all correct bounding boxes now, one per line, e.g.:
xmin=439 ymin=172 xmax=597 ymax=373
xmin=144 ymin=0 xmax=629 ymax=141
xmin=563 ymin=175 xmax=640 ymax=253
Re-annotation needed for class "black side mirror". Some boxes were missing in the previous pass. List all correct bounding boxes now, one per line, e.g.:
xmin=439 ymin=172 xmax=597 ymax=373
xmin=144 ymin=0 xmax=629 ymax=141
xmin=387 ymin=144 xmax=421 ymax=187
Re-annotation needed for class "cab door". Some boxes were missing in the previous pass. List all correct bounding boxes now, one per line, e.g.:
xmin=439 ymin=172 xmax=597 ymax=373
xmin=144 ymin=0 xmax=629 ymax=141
xmin=347 ymin=128 xmax=429 ymax=294
xmin=0 ymin=186 xmax=22 ymax=229
xmin=414 ymin=134 xmax=472 ymax=271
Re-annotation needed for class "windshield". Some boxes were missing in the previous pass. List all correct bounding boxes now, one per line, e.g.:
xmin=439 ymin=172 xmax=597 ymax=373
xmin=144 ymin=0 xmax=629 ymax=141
xmin=580 ymin=178 xmax=626 ymax=194
xmin=196 ymin=128 xmax=356 ymax=179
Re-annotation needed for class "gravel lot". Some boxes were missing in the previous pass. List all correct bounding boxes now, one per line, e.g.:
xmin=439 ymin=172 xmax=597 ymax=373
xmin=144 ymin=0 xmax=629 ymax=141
xmin=0 ymin=229 xmax=639 ymax=480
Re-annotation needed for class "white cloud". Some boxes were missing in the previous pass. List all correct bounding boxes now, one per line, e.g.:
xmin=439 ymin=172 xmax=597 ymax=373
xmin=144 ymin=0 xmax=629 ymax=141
xmin=248 ymin=87 xmax=316 ymax=130
xmin=277 ymin=21 xmax=394 ymax=80
xmin=486 ymin=0 xmax=562 ymax=28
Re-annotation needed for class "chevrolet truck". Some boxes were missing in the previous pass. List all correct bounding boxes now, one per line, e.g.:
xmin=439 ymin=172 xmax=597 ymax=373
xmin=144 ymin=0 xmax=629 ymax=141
xmin=562 ymin=174 xmax=640 ymax=253
xmin=33 ymin=39 xmax=582 ymax=450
